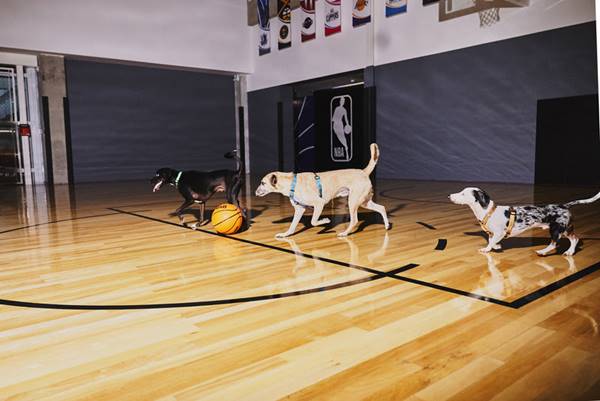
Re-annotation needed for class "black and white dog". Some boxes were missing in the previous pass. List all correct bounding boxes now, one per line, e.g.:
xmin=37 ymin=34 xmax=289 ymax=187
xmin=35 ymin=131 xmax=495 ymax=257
xmin=449 ymin=187 xmax=600 ymax=256
xmin=151 ymin=151 xmax=243 ymax=229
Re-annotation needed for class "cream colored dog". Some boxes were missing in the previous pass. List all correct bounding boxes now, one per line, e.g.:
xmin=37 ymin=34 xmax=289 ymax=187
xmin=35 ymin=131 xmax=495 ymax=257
xmin=255 ymin=143 xmax=390 ymax=238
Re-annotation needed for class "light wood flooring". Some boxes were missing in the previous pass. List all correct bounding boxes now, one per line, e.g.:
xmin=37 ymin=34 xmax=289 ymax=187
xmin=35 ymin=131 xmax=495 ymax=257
xmin=0 ymin=179 xmax=599 ymax=400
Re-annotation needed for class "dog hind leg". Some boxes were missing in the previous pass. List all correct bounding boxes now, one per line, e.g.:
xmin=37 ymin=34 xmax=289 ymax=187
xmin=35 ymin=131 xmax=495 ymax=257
xmin=361 ymin=199 xmax=390 ymax=230
xmin=537 ymin=222 xmax=565 ymax=256
xmin=563 ymin=227 xmax=579 ymax=256
xmin=338 ymin=190 xmax=366 ymax=237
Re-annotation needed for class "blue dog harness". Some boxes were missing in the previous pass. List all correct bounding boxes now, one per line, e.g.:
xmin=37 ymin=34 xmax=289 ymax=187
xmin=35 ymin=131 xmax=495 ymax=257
xmin=289 ymin=173 xmax=323 ymax=207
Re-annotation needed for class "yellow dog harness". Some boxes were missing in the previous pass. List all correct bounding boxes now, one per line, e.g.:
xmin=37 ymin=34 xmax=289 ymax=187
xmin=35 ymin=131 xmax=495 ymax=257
xmin=479 ymin=203 xmax=517 ymax=239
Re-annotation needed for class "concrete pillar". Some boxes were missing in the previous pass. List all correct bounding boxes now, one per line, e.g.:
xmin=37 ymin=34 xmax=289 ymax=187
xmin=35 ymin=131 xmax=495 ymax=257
xmin=38 ymin=54 xmax=69 ymax=184
xmin=234 ymin=74 xmax=251 ymax=198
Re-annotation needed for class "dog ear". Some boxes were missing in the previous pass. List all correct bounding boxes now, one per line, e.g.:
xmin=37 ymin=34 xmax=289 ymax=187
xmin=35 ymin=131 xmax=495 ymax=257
xmin=472 ymin=189 xmax=490 ymax=208
xmin=270 ymin=174 xmax=278 ymax=188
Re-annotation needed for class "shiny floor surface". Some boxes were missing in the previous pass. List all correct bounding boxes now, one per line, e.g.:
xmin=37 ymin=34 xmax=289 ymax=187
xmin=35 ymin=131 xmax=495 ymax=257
xmin=1 ymin=179 xmax=599 ymax=400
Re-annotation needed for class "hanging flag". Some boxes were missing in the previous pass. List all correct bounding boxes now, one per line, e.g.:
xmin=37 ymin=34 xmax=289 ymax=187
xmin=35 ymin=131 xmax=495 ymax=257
xmin=300 ymin=0 xmax=316 ymax=42
xmin=257 ymin=0 xmax=271 ymax=55
xmin=324 ymin=0 xmax=342 ymax=36
xmin=353 ymin=0 xmax=371 ymax=27
xmin=385 ymin=0 xmax=407 ymax=17
xmin=278 ymin=0 xmax=291 ymax=50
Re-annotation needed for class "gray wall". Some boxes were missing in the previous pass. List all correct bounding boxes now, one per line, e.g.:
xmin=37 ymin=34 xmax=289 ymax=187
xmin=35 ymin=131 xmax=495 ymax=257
xmin=375 ymin=22 xmax=598 ymax=183
xmin=66 ymin=59 xmax=236 ymax=182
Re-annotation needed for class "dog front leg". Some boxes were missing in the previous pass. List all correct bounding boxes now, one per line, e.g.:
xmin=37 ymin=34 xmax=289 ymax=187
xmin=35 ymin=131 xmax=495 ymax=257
xmin=170 ymin=200 xmax=194 ymax=226
xmin=311 ymin=201 xmax=331 ymax=227
xmin=276 ymin=205 xmax=305 ymax=238
xmin=479 ymin=232 xmax=504 ymax=253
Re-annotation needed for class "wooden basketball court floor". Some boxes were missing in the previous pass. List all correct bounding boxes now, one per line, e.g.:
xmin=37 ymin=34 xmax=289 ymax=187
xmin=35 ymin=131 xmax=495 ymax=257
xmin=1 ymin=179 xmax=599 ymax=400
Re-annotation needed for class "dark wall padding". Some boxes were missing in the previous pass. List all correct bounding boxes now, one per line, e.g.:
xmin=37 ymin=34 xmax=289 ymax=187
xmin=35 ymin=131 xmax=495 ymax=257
xmin=248 ymin=86 xmax=294 ymax=186
xmin=66 ymin=60 xmax=236 ymax=182
xmin=375 ymin=22 xmax=597 ymax=183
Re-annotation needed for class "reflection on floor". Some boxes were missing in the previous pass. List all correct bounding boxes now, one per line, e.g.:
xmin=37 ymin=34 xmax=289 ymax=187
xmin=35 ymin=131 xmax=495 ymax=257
xmin=0 ymin=179 xmax=599 ymax=400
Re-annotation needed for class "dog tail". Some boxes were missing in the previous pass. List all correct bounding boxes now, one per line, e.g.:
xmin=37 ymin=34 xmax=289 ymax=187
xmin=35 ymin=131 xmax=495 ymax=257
xmin=224 ymin=150 xmax=243 ymax=174
xmin=564 ymin=191 xmax=600 ymax=207
xmin=363 ymin=143 xmax=380 ymax=175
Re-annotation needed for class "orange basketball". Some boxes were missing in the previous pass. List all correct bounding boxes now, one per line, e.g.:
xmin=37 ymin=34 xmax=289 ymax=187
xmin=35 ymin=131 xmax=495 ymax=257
xmin=211 ymin=203 xmax=243 ymax=234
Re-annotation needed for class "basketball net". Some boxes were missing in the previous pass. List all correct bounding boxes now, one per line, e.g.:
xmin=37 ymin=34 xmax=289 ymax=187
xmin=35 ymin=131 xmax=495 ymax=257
xmin=478 ymin=6 xmax=500 ymax=27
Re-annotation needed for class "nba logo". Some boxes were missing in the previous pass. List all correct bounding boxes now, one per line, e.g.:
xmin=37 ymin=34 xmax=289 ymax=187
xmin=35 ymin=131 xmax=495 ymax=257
xmin=330 ymin=95 xmax=352 ymax=162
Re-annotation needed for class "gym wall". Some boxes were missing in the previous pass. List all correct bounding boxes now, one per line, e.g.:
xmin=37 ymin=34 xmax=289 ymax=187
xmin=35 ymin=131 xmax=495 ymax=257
xmin=248 ymin=86 xmax=295 ymax=185
xmin=247 ymin=22 xmax=598 ymax=183
xmin=248 ymin=0 xmax=594 ymax=91
xmin=376 ymin=22 xmax=598 ymax=183
xmin=0 ymin=0 xmax=251 ymax=74
xmin=66 ymin=59 xmax=236 ymax=183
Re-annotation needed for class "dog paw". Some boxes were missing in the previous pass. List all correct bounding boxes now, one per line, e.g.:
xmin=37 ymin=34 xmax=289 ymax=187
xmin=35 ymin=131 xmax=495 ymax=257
xmin=337 ymin=232 xmax=349 ymax=238
xmin=189 ymin=223 xmax=198 ymax=230
xmin=275 ymin=232 xmax=290 ymax=239
xmin=562 ymin=250 xmax=575 ymax=256
xmin=492 ymin=244 xmax=502 ymax=250
xmin=479 ymin=247 xmax=491 ymax=254
xmin=385 ymin=222 xmax=392 ymax=231
xmin=536 ymin=250 xmax=548 ymax=257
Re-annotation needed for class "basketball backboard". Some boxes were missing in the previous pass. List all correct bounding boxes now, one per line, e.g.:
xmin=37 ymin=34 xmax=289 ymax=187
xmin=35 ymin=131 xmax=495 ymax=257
xmin=439 ymin=0 xmax=528 ymax=22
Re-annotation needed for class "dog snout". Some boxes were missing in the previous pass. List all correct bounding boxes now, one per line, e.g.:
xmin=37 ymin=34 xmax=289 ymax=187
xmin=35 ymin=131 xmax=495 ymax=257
xmin=255 ymin=185 xmax=266 ymax=197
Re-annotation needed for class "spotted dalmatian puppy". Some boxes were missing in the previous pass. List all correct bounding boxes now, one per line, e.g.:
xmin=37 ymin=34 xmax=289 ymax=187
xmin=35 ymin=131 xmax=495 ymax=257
xmin=449 ymin=187 xmax=600 ymax=256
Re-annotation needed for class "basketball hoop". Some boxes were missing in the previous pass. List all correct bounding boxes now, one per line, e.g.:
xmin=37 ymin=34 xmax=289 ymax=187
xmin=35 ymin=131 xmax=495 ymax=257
xmin=477 ymin=6 xmax=500 ymax=27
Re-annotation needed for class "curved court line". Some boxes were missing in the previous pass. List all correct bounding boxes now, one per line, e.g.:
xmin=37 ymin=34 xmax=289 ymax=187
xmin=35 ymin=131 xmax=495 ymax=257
xmin=6 ymin=204 xmax=594 ymax=310
xmin=0 ymin=268 xmax=406 ymax=310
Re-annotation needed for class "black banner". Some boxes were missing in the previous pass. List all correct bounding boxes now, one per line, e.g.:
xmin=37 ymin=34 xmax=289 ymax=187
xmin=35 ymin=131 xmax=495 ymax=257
xmin=314 ymin=86 xmax=371 ymax=172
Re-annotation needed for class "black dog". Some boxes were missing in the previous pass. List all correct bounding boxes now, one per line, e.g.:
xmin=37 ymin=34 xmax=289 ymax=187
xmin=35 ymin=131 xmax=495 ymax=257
xmin=151 ymin=151 xmax=244 ymax=229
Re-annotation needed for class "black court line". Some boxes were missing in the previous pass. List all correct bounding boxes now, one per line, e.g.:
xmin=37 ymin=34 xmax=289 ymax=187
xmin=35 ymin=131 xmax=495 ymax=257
xmin=0 ymin=269 xmax=405 ymax=310
xmin=389 ymin=275 xmax=515 ymax=308
xmin=3 ymin=205 xmax=598 ymax=310
xmin=417 ymin=221 xmax=436 ymax=230
xmin=108 ymin=208 xmax=397 ymax=278
xmin=435 ymin=239 xmax=448 ymax=251
xmin=110 ymin=208 xmax=600 ymax=309
xmin=510 ymin=261 xmax=600 ymax=308
xmin=0 ymin=210 xmax=150 ymax=235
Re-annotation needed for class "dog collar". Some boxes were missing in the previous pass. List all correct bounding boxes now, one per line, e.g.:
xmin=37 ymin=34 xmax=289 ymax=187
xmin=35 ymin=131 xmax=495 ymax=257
xmin=174 ymin=171 xmax=183 ymax=188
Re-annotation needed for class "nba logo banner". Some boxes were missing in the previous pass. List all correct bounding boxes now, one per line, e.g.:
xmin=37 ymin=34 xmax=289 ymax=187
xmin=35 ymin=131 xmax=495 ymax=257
xmin=315 ymin=86 xmax=368 ymax=171
xmin=278 ymin=0 xmax=291 ymax=50
xmin=385 ymin=0 xmax=407 ymax=17
xmin=324 ymin=0 xmax=341 ymax=36
xmin=300 ymin=0 xmax=316 ymax=42
xmin=257 ymin=0 xmax=271 ymax=55
xmin=330 ymin=95 xmax=353 ymax=162
xmin=353 ymin=0 xmax=371 ymax=27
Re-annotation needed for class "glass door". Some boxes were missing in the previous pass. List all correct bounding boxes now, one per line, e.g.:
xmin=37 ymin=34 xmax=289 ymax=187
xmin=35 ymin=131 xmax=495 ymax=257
xmin=0 ymin=67 xmax=21 ymax=184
